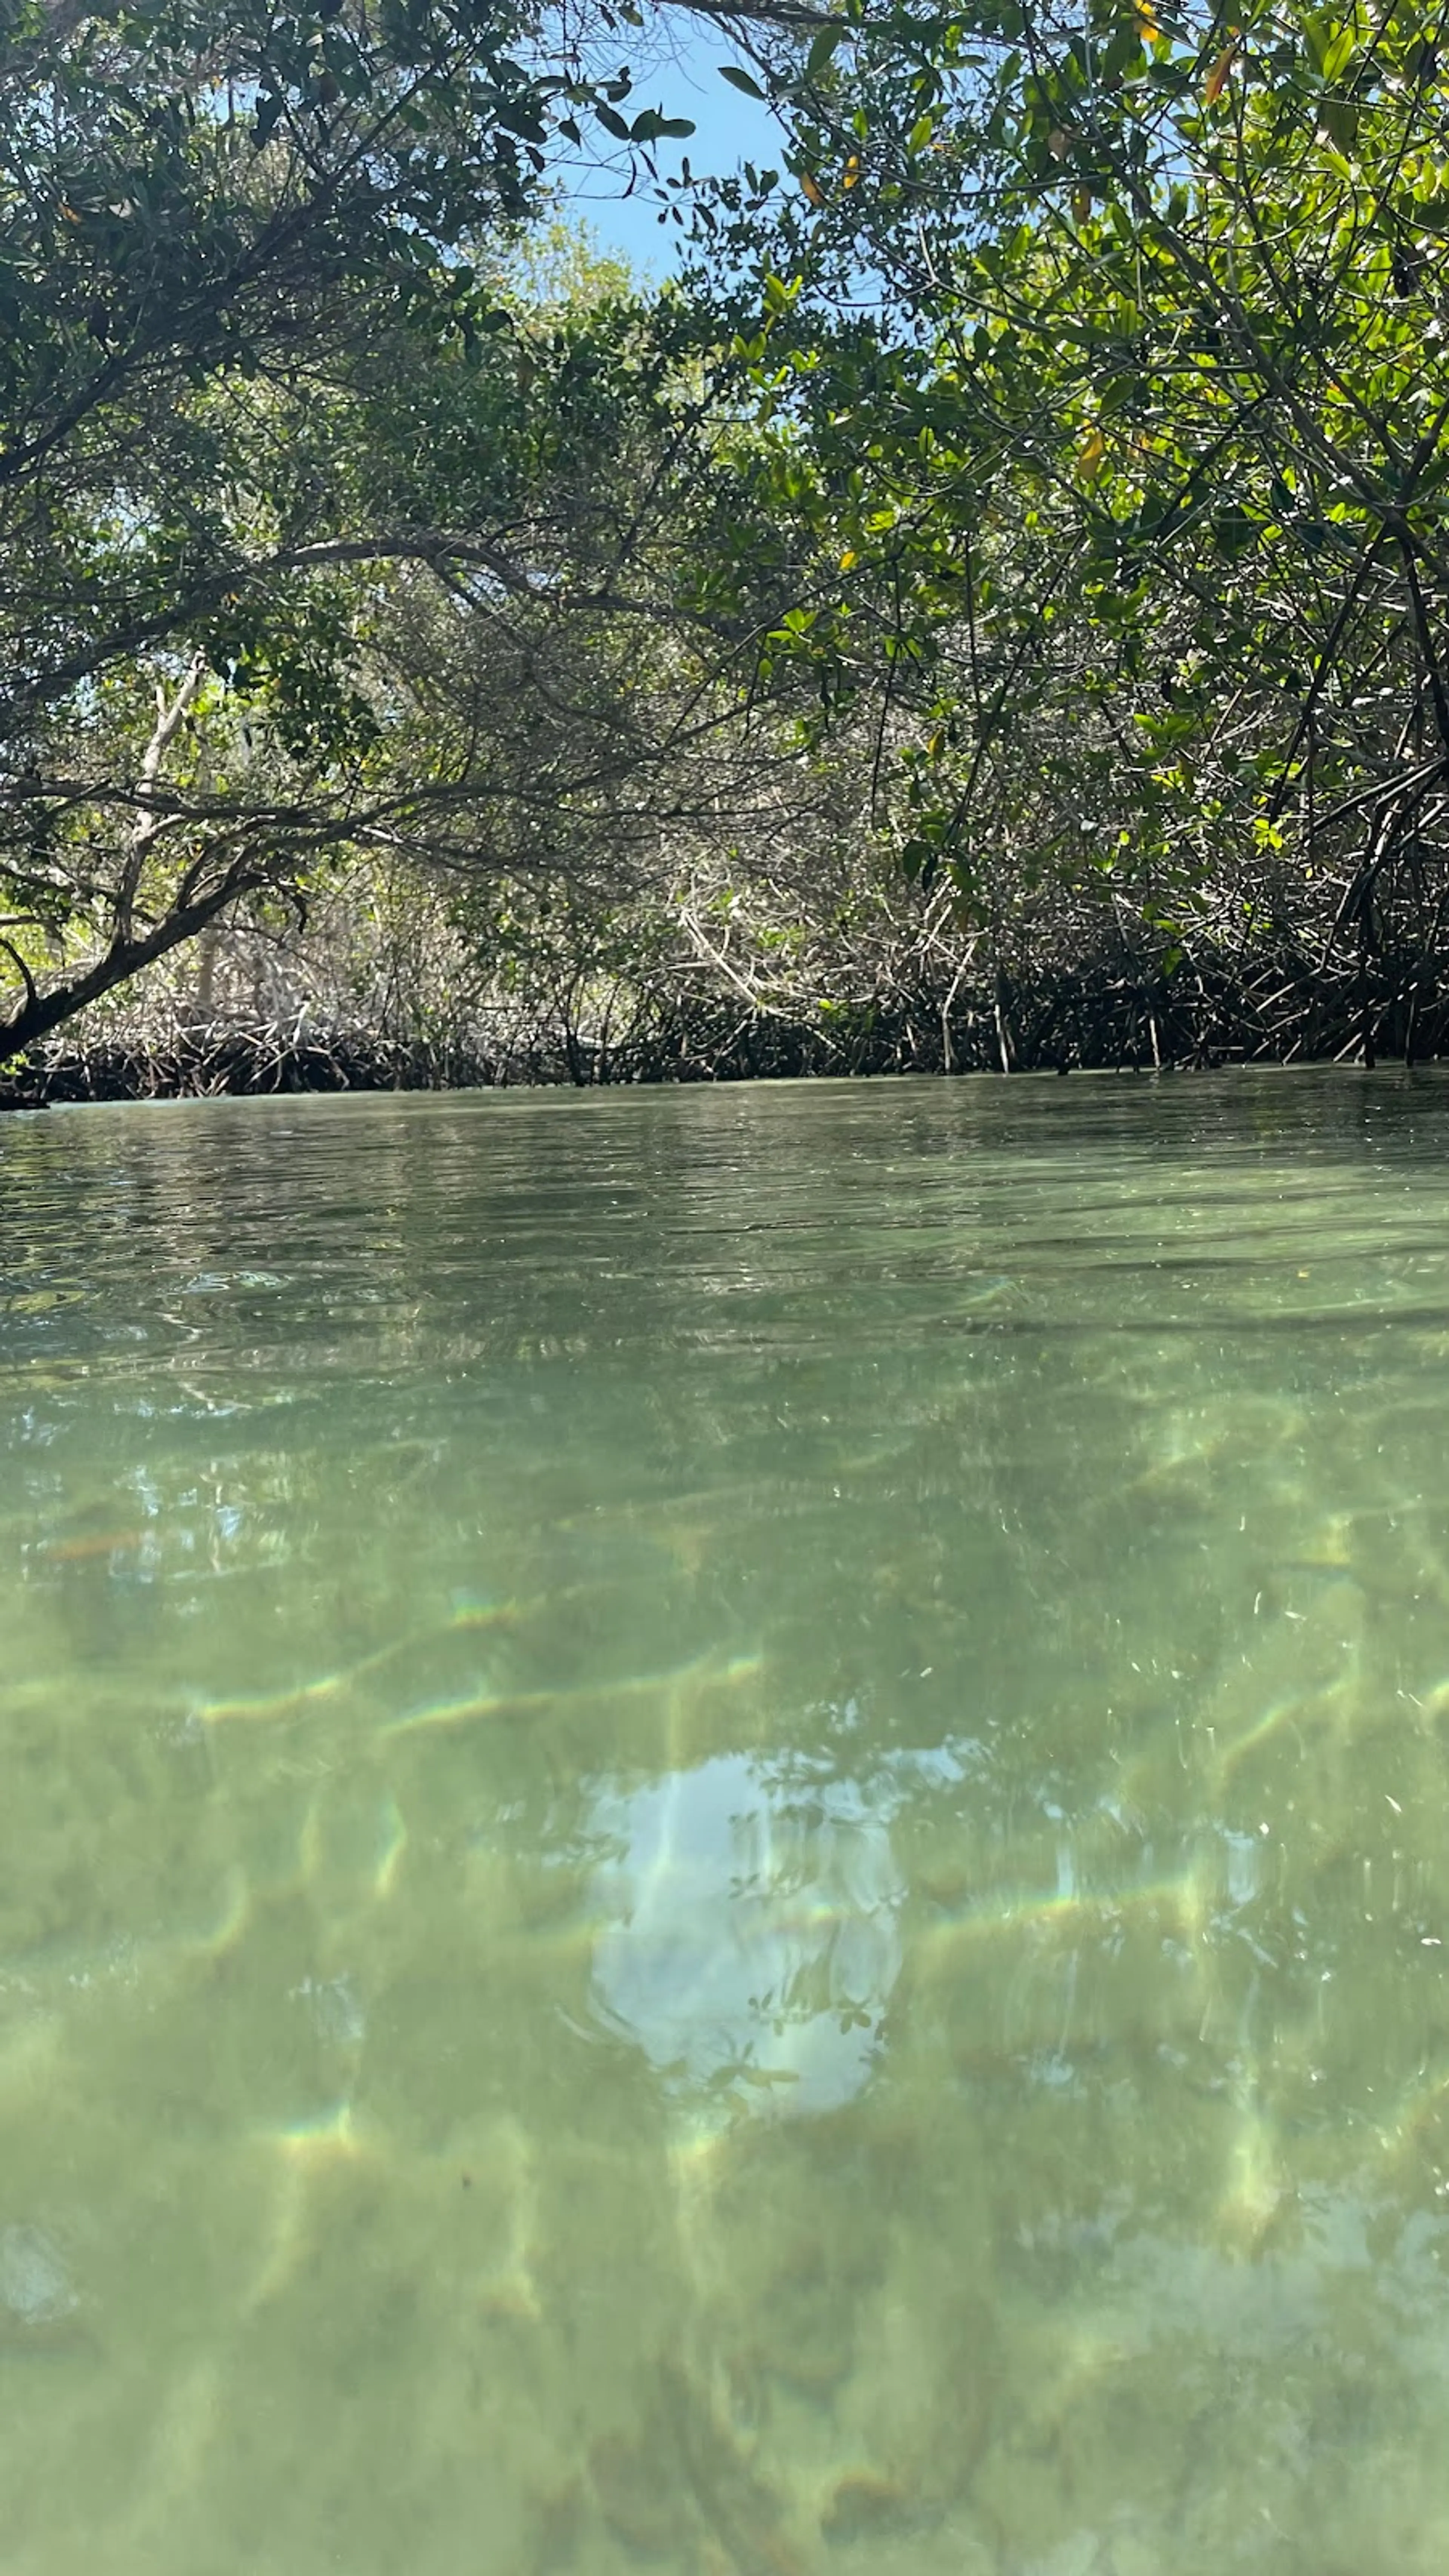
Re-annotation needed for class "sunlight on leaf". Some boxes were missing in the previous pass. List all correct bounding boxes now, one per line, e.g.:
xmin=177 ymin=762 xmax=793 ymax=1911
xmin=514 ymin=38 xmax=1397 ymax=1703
xmin=1204 ymin=37 xmax=1238 ymax=106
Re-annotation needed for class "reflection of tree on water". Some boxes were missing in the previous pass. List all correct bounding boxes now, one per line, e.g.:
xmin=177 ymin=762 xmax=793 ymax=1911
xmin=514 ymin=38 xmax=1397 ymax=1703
xmin=589 ymin=1749 xmax=908 ymax=2122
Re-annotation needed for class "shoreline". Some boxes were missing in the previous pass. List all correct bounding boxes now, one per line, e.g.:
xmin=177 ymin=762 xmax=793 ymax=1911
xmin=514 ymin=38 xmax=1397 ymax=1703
xmin=2 ymin=986 xmax=1444 ymax=1110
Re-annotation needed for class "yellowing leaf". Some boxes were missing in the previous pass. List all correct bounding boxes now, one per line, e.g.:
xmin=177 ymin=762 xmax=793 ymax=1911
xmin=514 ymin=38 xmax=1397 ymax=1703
xmin=1135 ymin=0 xmax=1158 ymax=32
xmin=839 ymin=548 xmax=858 ymax=569
xmin=843 ymin=153 xmax=860 ymax=188
xmin=1077 ymin=426 xmax=1107 ymax=480
xmin=801 ymin=171 xmax=825 ymax=207
xmin=1204 ymin=37 xmax=1238 ymax=105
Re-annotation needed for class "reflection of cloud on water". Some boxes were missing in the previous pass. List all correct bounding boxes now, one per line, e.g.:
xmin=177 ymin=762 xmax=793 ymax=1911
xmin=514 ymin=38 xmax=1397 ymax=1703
xmin=589 ymin=1754 xmax=904 ymax=2118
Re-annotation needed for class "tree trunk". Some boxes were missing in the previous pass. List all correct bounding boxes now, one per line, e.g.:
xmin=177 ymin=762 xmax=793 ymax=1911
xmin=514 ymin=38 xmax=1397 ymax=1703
xmin=0 ymin=880 xmax=252 ymax=1067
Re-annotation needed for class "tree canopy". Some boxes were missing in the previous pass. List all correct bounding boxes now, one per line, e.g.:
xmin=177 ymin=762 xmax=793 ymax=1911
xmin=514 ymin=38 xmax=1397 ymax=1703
xmin=686 ymin=0 xmax=1449 ymax=1053
xmin=0 ymin=0 xmax=816 ymax=1055
xmin=8 ymin=0 xmax=1449 ymax=1073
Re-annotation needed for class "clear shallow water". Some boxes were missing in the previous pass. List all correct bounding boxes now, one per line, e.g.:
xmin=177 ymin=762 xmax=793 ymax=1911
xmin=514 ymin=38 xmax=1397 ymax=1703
xmin=5 ymin=1072 xmax=1449 ymax=2574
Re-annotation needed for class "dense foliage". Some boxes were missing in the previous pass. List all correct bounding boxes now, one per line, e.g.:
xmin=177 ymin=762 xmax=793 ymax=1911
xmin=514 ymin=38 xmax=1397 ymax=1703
xmin=0 ymin=0 xmax=809 ymax=1056
xmin=8 ymin=0 xmax=1449 ymax=1074
xmin=692 ymin=0 xmax=1449 ymax=1059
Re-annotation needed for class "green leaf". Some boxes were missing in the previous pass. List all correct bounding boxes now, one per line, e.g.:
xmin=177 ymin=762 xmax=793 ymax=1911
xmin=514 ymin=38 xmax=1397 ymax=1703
xmin=807 ymin=23 xmax=845 ymax=80
xmin=494 ymin=101 xmax=546 ymax=141
xmin=719 ymin=63 xmax=767 ymax=100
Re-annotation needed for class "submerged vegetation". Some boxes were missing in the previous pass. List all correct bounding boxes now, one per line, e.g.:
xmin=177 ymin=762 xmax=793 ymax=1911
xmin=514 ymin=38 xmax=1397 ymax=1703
xmin=5 ymin=0 xmax=1449 ymax=1089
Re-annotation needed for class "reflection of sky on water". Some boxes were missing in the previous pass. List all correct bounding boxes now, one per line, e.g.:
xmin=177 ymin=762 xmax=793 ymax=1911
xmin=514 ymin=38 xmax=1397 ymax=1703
xmin=589 ymin=1752 xmax=908 ymax=2116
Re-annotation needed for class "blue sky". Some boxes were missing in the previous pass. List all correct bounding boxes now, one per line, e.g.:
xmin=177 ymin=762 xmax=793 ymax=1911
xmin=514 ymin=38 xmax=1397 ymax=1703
xmin=552 ymin=15 xmax=783 ymax=278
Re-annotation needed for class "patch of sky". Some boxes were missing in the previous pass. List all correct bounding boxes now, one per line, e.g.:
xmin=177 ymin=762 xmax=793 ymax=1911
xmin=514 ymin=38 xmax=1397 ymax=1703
xmin=588 ymin=1749 xmax=906 ymax=2120
xmin=548 ymin=12 xmax=780 ymax=279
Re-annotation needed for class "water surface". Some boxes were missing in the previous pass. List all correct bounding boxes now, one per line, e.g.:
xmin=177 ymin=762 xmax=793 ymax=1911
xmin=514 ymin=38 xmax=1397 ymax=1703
xmin=5 ymin=1070 xmax=1449 ymax=2574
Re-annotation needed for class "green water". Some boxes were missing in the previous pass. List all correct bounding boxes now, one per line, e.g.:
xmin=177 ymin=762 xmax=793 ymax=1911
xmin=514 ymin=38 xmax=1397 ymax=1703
xmin=5 ymin=1072 xmax=1449 ymax=2575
